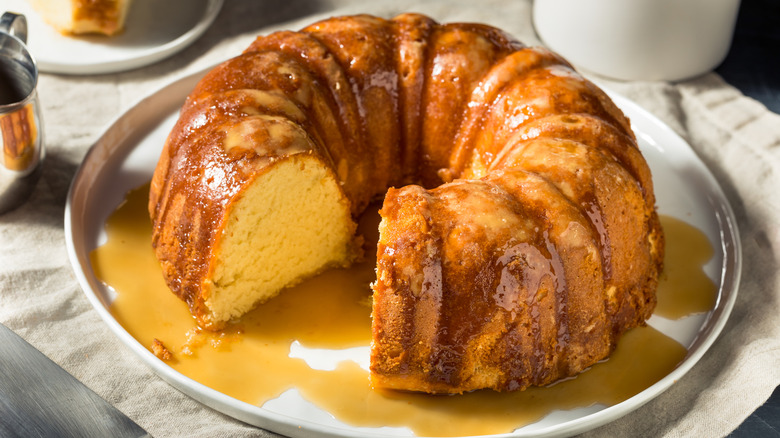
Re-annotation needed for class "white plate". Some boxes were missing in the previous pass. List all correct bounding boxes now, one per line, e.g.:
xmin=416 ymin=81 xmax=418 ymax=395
xmin=6 ymin=0 xmax=223 ymax=74
xmin=65 ymin=68 xmax=741 ymax=437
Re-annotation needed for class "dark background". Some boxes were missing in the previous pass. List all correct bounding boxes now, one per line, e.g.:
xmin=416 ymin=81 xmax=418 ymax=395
xmin=716 ymin=0 xmax=780 ymax=114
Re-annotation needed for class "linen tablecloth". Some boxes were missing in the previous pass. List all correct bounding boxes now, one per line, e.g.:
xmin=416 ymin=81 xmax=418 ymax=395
xmin=1 ymin=1 xmax=778 ymax=436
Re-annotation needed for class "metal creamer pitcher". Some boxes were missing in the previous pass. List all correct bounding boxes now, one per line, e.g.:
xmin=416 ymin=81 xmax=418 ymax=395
xmin=0 ymin=12 xmax=44 ymax=214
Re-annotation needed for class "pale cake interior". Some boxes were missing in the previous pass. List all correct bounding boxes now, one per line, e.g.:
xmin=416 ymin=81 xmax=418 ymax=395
xmin=28 ymin=0 xmax=72 ymax=33
xmin=204 ymin=155 xmax=358 ymax=324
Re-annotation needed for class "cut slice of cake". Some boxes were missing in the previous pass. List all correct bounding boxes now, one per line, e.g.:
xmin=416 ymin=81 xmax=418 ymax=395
xmin=28 ymin=0 xmax=133 ymax=36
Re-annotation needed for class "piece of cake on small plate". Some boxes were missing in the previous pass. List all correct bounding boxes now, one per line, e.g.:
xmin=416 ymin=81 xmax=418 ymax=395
xmin=27 ymin=0 xmax=132 ymax=36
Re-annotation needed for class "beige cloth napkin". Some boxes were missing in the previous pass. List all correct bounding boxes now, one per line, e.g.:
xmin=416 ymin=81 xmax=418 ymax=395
xmin=1 ymin=0 xmax=778 ymax=437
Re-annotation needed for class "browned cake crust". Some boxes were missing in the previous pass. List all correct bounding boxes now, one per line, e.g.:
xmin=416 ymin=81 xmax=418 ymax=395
xmin=149 ymin=13 xmax=664 ymax=393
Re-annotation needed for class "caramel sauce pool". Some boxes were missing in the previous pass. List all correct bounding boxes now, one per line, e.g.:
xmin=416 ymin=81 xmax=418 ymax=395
xmin=91 ymin=184 xmax=715 ymax=436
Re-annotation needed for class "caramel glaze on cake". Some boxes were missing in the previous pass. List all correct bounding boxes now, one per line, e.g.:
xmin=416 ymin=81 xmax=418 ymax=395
xmin=148 ymin=13 xmax=664 ymax=394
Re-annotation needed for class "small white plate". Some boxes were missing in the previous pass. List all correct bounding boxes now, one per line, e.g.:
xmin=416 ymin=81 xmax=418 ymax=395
xmin=65 ymin=68 xmax=741 ymax=437
xmin=6 ymin=0 xmax=223 ymax=74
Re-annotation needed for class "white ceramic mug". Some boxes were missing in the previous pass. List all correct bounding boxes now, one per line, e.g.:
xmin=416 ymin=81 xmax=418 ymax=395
xmin=532 ymin=0 xmax=741 ymax=81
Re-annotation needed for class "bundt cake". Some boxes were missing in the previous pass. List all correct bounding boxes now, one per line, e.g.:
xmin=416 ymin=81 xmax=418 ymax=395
xmin=148 ymin=13 xmax=664 ymax=394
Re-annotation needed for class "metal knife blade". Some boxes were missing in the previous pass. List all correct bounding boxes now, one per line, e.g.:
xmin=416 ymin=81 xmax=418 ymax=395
xmin=0 ymin=323 xmax=150 ymax=438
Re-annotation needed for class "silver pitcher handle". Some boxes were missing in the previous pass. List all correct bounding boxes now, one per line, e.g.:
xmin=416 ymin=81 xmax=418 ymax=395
xmin=0 ymin=12 xmax=28 ymax=44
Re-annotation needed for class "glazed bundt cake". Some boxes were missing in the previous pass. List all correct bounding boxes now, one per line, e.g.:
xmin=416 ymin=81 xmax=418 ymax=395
xmin=148 ymin=13 xmax=664 ymax=394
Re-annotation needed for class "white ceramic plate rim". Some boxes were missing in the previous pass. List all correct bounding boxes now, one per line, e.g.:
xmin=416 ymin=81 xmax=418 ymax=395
xmin=5 ymin=0 xmax=223 ymax=75
xmin=65 ymin=67 xmax=741 ymax=438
